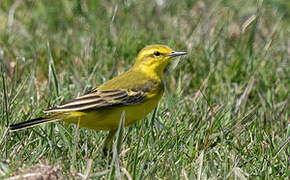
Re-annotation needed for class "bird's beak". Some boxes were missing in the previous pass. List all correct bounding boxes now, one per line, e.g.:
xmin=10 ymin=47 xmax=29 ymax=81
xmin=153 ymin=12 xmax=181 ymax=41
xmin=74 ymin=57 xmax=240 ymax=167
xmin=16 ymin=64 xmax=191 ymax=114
xmin=168 ymin=51 xmax=187 ymax=57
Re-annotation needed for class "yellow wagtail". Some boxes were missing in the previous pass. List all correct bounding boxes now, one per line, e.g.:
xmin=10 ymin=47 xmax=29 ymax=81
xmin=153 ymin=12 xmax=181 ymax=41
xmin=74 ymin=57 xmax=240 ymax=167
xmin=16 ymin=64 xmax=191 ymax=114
xmin=10 ymin=44 xmax=187 ymax=155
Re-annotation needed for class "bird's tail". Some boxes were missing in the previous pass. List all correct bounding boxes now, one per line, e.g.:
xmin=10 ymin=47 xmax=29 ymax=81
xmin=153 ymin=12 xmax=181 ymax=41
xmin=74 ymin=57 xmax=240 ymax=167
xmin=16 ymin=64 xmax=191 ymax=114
xmin=9 ymin=114 xmax=62 ymax=131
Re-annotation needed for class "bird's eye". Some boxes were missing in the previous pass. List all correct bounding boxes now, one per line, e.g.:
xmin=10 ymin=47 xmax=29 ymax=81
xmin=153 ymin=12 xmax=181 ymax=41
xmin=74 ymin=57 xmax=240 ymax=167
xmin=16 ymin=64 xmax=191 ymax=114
xmin=153 ymin=51 xmax=160 ymax=56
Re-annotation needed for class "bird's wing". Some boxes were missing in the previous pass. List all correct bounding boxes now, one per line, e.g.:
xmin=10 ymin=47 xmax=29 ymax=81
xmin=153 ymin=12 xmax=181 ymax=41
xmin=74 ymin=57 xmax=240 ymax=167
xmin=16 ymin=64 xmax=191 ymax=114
xmin=44 ymin=88 xmax=149 ymax=113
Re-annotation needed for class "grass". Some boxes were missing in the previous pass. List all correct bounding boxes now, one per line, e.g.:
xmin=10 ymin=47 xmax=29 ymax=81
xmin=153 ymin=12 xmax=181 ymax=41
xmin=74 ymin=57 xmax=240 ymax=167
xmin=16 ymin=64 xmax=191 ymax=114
xmin=0 ymin=0 xmax=289 ymax=179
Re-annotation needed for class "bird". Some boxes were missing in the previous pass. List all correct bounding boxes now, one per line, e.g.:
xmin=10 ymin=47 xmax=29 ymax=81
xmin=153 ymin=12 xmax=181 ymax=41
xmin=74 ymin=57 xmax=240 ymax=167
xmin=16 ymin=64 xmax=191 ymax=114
xmin=9 ymin=44 xmax=187 ymax=155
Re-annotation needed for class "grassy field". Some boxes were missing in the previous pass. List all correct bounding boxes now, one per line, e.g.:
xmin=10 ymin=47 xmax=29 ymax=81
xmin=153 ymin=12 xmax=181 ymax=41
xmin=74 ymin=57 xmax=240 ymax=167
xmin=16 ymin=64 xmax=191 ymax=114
xmin=0 ymin=0 xmax=289 ymax=179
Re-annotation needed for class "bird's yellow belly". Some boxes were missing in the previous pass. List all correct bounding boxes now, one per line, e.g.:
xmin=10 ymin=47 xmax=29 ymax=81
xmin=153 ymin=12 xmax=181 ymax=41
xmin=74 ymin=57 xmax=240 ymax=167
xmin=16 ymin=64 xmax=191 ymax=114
xmin=63 ymin=91 xmax=163 ymax=130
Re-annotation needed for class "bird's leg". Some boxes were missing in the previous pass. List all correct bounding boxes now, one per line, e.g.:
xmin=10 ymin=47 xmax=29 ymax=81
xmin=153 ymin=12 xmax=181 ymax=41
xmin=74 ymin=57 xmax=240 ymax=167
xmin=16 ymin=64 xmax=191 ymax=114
xmin=102 ymin=129 xmax=117 ymax=157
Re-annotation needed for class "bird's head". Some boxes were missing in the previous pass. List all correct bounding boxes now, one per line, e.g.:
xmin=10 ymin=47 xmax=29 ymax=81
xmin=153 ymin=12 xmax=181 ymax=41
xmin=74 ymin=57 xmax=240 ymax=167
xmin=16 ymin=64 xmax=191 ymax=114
xmin=133 ymin=45 xmax=187 ymax=77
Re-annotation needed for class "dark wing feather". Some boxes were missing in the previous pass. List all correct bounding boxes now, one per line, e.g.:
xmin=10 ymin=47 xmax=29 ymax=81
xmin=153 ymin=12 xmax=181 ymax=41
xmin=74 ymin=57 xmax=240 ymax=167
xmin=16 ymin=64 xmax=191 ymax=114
xmin=44 ymin=89 xmax=147 ymax=113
